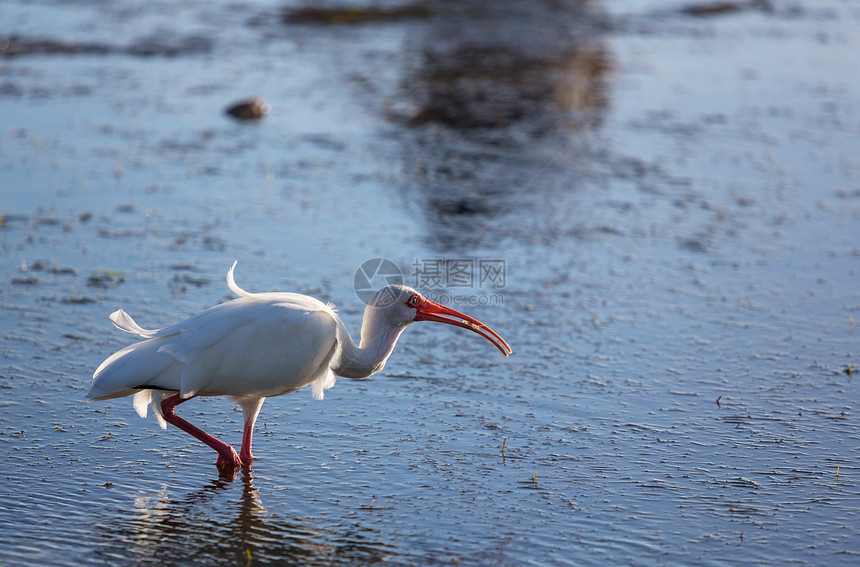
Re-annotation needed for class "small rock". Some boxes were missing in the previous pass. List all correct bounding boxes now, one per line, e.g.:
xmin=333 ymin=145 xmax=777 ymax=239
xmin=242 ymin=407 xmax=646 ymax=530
xmin=225 ymin=99 xmax=270 ymax=121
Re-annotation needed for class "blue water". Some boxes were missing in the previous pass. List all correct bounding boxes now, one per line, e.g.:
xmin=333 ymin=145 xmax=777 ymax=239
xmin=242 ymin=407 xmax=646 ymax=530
xmin=2 ymin=0 xmax=859 ymax=564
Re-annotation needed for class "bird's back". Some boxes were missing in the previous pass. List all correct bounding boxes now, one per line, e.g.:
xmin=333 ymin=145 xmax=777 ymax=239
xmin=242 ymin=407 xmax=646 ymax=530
xmin=87 ymin=292 xmax=339 ymax=401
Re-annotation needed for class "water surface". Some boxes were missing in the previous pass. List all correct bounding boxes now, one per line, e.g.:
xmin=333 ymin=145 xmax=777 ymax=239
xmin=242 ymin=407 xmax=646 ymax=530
xmin=1 ymin=0 xmax=859 ymax=564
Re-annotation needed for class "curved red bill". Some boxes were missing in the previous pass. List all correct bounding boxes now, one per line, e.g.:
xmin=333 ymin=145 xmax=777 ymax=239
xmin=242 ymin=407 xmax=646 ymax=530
xmin=413 ymin=298 xmax=512 ymax=357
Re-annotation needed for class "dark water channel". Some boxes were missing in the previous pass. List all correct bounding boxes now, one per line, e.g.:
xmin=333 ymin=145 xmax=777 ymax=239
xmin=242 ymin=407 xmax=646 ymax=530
xmin=2 ymin=0 xmax=859 ymax=565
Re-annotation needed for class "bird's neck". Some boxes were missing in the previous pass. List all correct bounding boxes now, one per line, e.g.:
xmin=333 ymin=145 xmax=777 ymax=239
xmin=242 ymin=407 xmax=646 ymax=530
xmin=332 ymin=316 xmax=406 ymax=379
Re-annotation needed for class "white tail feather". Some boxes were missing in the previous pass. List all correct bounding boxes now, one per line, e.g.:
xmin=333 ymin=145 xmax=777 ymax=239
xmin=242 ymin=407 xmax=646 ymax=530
xmin=311 ymin=369 xmax=336 ymax=400
xmin=151 ymin=392 xmax=168 ymax=430
xmin=132 ymin=390 xmax=150 ymax=418
xmin=110 ymin=309 xmax=158 ymax=338
xmin=227 ymin=260 xmax=253 ymax=298
xmin=132 ymin=390 xmax=169 ymax=429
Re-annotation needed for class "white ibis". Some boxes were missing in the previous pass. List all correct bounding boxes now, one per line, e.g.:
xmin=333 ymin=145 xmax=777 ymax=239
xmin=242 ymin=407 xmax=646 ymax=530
xmin=87 ymin=262 xmax=511 ymax=471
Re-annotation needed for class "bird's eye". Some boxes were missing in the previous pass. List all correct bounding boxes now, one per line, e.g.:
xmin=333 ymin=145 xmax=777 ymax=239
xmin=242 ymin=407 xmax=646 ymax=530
xmin=407 ymin=294 xmax=421 ymax=308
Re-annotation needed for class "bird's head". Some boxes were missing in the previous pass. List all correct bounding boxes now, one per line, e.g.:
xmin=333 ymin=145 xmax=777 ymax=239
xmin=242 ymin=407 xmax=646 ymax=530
xmin=366 ymin=285 xmax=511 ymax=357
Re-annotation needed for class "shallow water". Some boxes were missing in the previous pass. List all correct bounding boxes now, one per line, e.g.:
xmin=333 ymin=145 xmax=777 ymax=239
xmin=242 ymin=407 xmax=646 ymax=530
xmin=2 ymin=0 xmax=859 ymax=565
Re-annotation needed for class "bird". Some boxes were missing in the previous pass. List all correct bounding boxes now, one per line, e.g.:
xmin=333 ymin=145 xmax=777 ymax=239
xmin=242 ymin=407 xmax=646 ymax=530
xmin=87 ymin=262 xmax=511 ymax=472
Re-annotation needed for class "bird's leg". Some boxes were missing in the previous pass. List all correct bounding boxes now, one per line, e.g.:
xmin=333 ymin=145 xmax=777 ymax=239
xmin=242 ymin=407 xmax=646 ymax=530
xmin=237 ymin=397 xmax=265 ymax=465
xmin=160 ymin=394 xmax=242 ymax=471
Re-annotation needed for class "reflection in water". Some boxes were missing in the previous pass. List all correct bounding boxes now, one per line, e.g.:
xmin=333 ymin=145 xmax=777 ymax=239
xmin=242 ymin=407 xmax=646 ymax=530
xmin=396 ymin=1 xmax=612 ymax=248
xmin=407 ymin=44 xmax=610 ymax=132
xmin=89 ymin=470 xmax=396 ymax=565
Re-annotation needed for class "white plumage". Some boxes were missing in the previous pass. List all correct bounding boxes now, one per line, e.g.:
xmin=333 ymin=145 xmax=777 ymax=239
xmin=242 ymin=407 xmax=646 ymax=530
xmin=88 ymin=261 xmax=511 ymax=472
xmin=89 ymin=263 xmax=338 ymax=423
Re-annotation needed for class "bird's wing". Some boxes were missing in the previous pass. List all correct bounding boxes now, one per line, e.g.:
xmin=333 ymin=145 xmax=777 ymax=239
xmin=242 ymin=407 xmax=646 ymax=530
xmin=90 ymin=253 xmax=342 ymax=403
xmin=90 ymin=297 xmax=296 ymax=399
xmin=156 ymin=296 xmax=339 ymax=399
xmin=88 ymin=335 xmax=183 ymax=400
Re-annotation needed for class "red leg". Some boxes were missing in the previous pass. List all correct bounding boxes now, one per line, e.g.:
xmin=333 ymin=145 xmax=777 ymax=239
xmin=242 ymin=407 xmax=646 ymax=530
xmin=160 ymin=394 xmax=242 ymax=471
xmin=240 ymin=422 xmax=254 ymax=464
xmin=237 ymin=397 xmax=264 ymax=465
